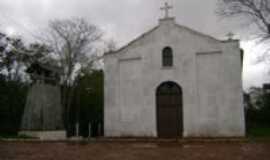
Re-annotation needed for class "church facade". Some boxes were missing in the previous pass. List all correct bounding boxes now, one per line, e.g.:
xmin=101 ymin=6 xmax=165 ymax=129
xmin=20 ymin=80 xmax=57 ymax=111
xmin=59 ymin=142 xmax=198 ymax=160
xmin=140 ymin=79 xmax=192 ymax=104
xmin=104 ymin=17 xmax=245 ymax=138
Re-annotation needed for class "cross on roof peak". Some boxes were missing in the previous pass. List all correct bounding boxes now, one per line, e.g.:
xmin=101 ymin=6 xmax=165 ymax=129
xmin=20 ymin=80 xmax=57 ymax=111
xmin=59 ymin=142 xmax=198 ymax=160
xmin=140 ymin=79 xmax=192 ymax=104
xmin=160 ymin=2 xmax=173 ymax=18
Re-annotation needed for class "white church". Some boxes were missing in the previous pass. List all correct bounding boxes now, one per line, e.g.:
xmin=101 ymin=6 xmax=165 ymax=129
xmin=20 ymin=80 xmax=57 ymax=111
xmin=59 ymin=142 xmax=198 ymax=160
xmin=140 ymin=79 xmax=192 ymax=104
xmin=104 ymin=3 xmax=245 ymax=138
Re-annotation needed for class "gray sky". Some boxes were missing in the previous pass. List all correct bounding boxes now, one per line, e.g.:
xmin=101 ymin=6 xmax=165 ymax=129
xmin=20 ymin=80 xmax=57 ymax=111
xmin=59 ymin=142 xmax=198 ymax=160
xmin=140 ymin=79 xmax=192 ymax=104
xmin=0 ymin=0 xmax=269 ymax=89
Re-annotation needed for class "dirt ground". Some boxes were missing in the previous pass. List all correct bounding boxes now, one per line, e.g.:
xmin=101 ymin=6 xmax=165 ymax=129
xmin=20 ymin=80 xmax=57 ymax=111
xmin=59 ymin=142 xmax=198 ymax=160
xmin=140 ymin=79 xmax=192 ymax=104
xmin=0 ymin=140 xmax=270 ymax=160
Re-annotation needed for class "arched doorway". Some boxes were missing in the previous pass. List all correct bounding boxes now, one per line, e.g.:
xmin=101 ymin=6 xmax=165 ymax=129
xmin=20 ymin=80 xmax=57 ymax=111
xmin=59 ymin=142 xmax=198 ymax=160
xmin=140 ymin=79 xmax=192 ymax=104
xmin=156 ymin=81 xmax=183 ymax=138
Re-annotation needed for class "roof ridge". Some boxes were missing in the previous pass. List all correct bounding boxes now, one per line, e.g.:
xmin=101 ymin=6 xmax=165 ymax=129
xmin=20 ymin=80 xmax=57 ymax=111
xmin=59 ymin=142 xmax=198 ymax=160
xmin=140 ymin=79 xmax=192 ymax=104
xmin=175 ymin=23 xmax=220 ymax=42
xmin=105 ymin=25 xmax=159 ymax=56
xmin=105 ymin=21 xmax=223 ymax=56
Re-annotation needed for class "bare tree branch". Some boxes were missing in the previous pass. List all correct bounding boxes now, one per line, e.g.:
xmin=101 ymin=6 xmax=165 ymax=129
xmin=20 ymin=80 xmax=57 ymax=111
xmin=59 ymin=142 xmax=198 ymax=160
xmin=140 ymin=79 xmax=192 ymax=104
xmin=217 ymin=0 xmax=270 ymax=36
xmin=38 ymin=18 xmax=104 ymax=129
xmin=217 ymin=0 xmax=270 ymax=65
xmin=41 ymin=18 xmax=103 ymax=85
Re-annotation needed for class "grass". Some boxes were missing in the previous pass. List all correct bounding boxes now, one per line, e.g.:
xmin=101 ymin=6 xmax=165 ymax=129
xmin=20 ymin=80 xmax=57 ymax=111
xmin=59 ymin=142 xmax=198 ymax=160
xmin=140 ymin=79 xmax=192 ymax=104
xmin=247 ymin=126 xmax=270 ymax=138
xmin=0 ymin=134 xmax=36 ymax=140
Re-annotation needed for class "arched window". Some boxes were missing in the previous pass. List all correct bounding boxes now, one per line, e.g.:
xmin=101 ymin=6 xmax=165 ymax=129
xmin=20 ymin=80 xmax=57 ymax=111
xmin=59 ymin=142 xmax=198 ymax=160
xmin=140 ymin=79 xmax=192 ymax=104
xmin=162 ymin=47 xmax=173 ymax=67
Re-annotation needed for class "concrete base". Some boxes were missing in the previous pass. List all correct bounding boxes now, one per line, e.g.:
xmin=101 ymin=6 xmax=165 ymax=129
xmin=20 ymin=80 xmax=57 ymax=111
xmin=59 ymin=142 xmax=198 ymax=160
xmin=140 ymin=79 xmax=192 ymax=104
xmin=19 ymin=131 xmax=66 ymax=140
xmin=69 ymin=136 xmax=84 ymax=141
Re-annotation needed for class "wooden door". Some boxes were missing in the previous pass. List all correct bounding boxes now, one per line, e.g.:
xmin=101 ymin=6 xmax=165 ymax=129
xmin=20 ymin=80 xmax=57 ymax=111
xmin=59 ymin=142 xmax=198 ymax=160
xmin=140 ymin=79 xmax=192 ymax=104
xmin=157 ymin=82 xmax=182 ymax=138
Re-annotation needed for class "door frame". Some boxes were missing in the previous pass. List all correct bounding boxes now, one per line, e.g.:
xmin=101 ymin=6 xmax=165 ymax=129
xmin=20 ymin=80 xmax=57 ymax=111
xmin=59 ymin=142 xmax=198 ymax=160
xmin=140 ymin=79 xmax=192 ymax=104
xmin=156 ymin=81 xmax=183 ymax=138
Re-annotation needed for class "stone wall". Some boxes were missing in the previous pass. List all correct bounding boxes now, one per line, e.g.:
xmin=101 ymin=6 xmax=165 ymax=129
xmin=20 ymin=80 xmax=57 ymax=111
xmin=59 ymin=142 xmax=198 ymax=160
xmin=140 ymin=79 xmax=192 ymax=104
xmin=21 ymin=84 xmax=64 ymax=131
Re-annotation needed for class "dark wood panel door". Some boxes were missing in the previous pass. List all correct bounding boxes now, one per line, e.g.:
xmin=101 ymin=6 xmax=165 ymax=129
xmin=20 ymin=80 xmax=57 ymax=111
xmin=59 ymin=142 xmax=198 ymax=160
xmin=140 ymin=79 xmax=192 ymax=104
xmin=157 ymin=82 xmax=182 ymax=138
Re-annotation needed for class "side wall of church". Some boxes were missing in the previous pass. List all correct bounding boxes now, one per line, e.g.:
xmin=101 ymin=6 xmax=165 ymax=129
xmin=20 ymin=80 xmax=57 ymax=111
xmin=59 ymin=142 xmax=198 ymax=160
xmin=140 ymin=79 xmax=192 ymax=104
xmin=192 ymin=41 xmax=245 ymax=137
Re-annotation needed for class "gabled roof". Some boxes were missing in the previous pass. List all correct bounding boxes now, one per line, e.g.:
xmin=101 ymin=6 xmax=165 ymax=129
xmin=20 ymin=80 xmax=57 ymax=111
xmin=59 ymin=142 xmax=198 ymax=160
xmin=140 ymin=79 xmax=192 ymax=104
xmin=105 ymin=18 xmax=226 ymax=56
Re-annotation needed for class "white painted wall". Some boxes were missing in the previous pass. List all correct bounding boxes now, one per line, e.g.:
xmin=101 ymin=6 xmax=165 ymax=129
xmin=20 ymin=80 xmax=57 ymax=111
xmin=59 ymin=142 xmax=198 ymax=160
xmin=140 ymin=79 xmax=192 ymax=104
xmin=104 ymin=18 xmax=245 ymax=137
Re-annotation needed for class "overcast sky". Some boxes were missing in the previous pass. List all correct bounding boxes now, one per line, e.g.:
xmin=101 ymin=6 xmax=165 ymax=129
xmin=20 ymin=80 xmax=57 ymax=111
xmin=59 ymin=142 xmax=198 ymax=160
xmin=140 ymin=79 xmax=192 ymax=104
xmin=0 ymin=0 xmax=269 ymax=89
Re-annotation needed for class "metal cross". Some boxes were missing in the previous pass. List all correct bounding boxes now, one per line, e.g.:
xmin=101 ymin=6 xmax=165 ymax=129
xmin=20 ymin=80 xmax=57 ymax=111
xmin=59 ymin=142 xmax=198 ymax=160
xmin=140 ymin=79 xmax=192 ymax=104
xmin=160 ymin=2 xmax=173 ymax=18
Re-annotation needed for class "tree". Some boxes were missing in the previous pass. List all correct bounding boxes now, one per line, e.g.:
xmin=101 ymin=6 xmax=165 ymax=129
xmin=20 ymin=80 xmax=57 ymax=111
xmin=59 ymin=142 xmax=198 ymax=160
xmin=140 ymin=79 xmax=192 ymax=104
xmin=41 ymin=18 xmax=103 ymax=129
xmin=0 ymin=33 xmax=46 ymax=135
xmin=69 ymin=70 xmax=104 ymax=137
xmin=217 ymin=0 xmax=270 ymax=40
xmin=249 ymin=86 xmax=264 ymax=109
xmin=0 ymin=33 xmax=28 ymax=82
xmin=0 ymin=33 xmax=49 ymax=82
xmin=245 ymin=86 xmax=270 ymax=134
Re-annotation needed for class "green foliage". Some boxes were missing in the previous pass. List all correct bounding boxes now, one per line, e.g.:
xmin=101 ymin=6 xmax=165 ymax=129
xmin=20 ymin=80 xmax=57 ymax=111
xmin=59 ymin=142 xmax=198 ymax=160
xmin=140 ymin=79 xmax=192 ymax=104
xmin=0 ymin=133 xmax=36 ymax=139
xmin=0 ymin=33 xmax=46 ymax=135
xmin=68 ymin=70 xmax=104 ymax=137
xmin=0 ymin=23 xmax=108 ymax=139
xmin=0 ymin=75 xmax=28 ymax=135
xmin=245 ymin=87 xmax=270 ymax=137
xmin=248 ymin=126 xmax=270 ymax=137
